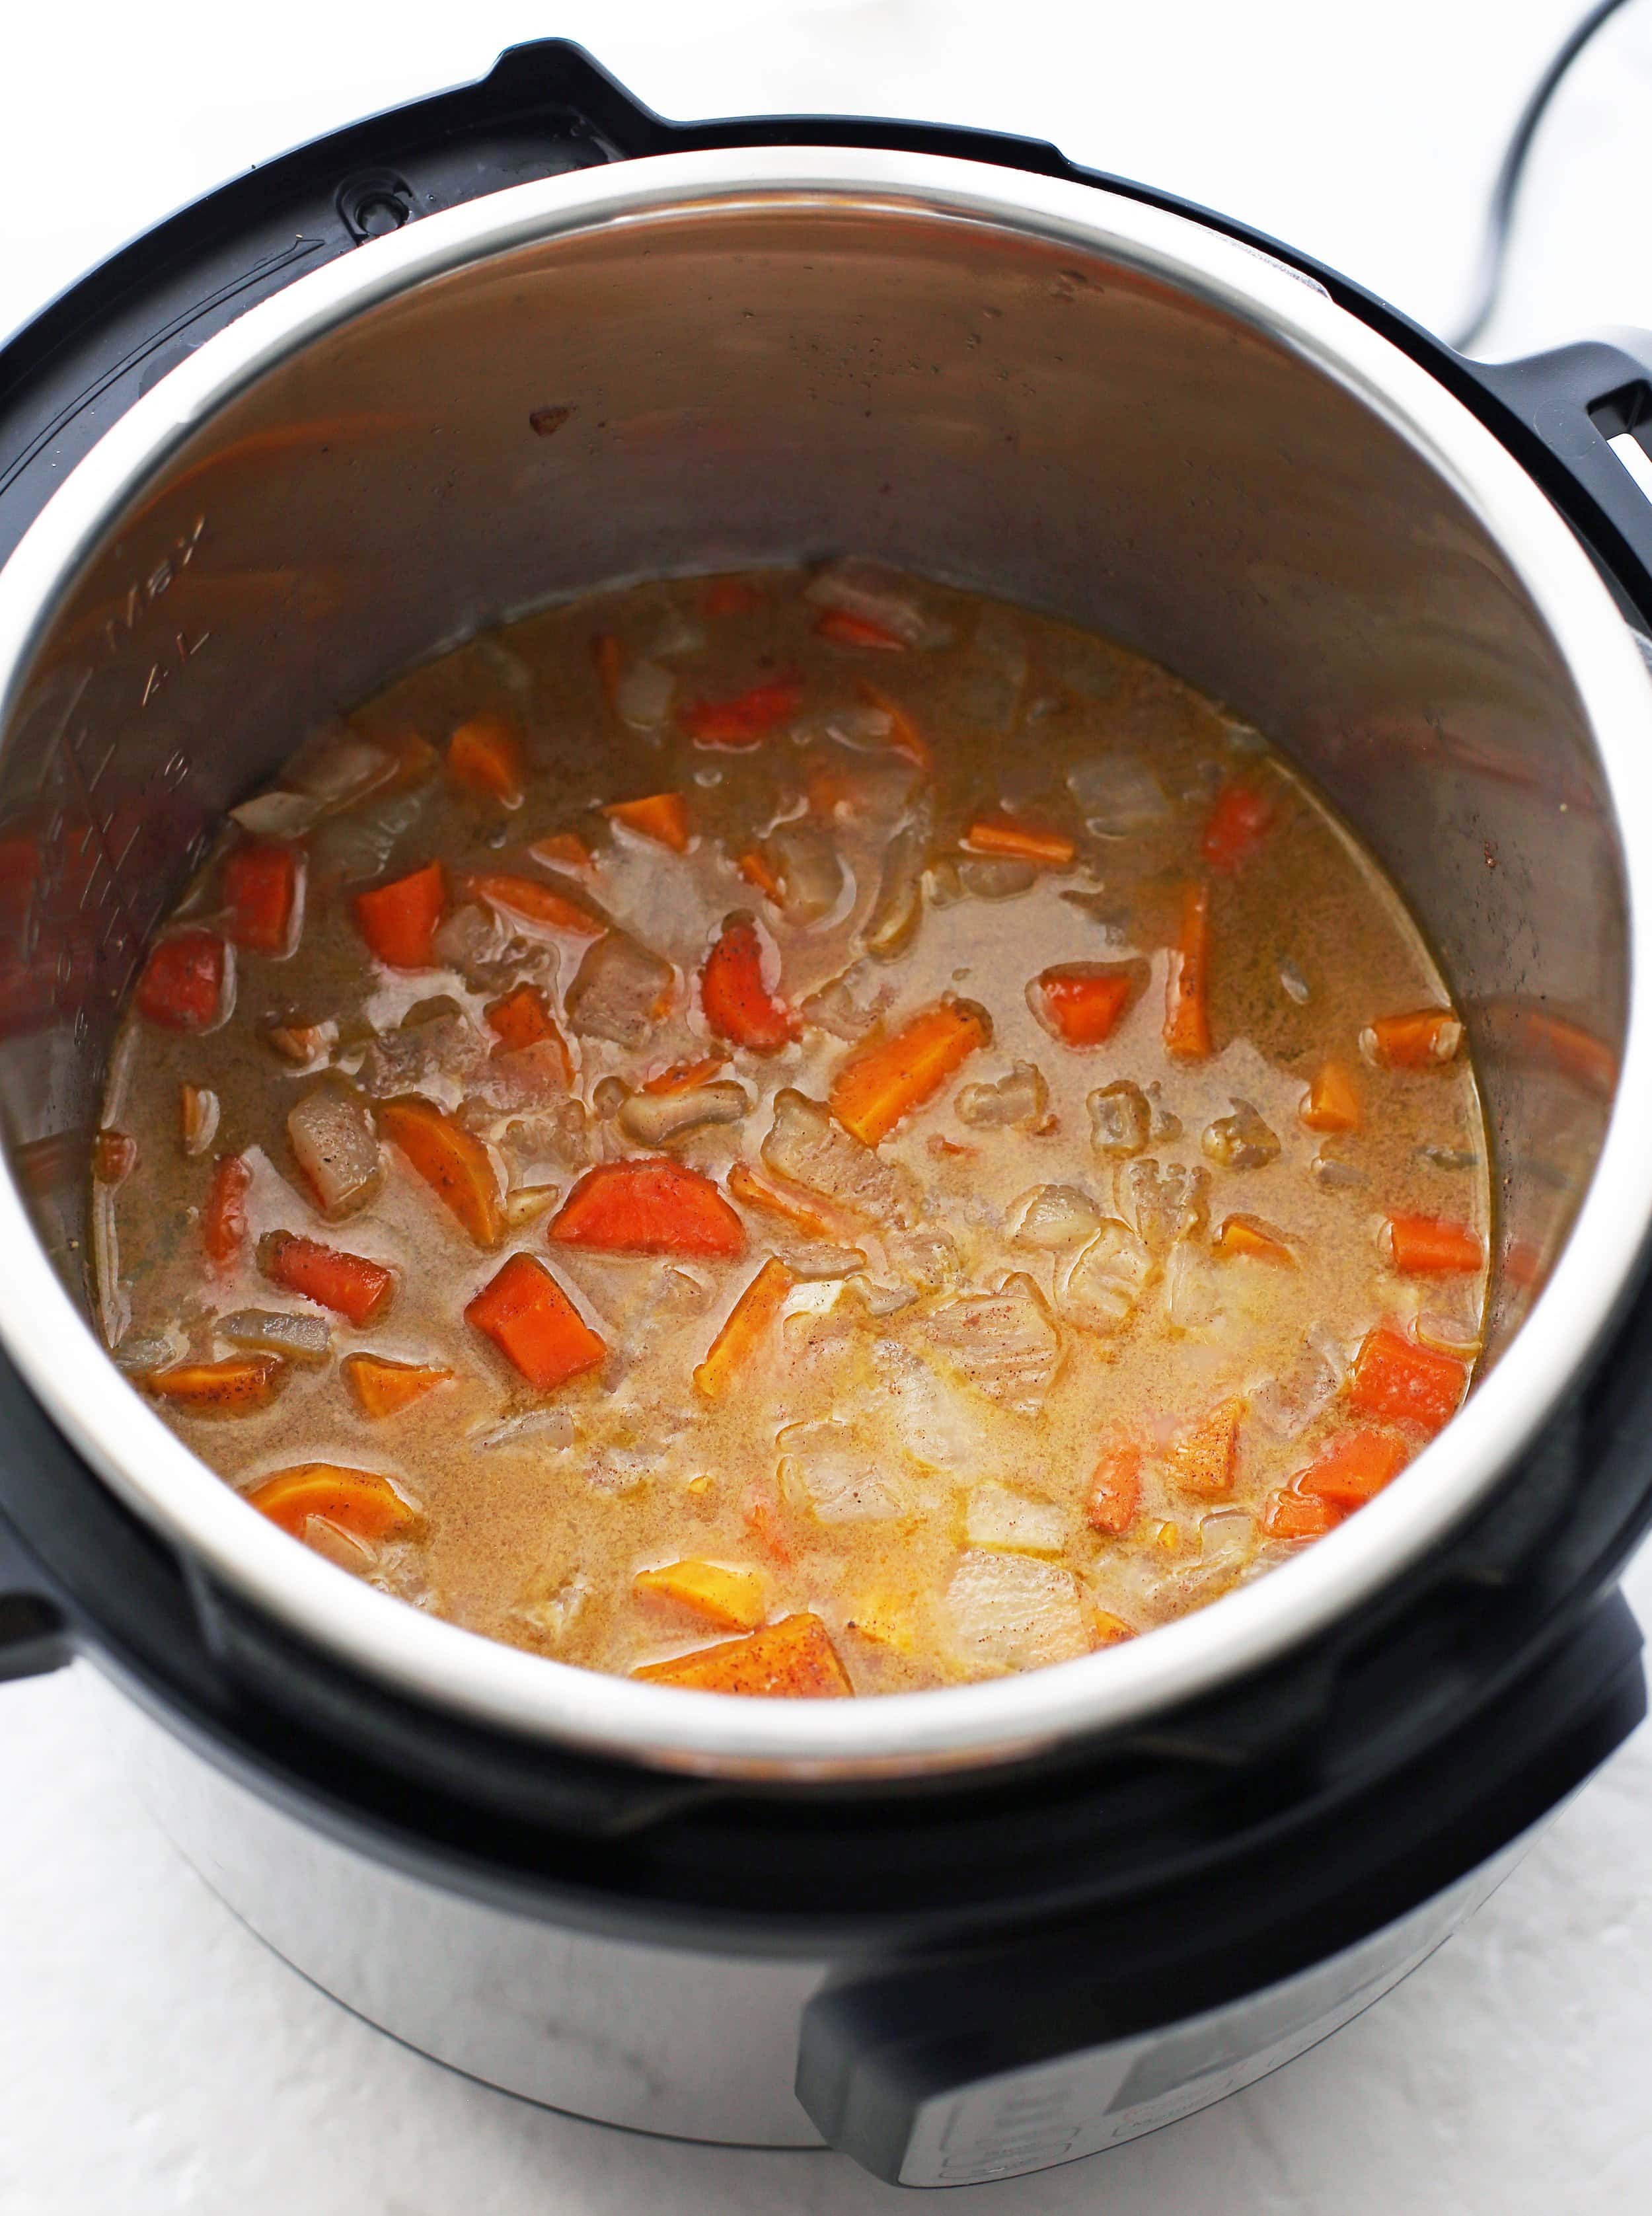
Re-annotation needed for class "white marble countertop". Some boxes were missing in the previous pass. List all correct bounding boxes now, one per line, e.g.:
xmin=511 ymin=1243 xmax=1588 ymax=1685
xmin=6 ymin=2 xmax=1652 ymax=2207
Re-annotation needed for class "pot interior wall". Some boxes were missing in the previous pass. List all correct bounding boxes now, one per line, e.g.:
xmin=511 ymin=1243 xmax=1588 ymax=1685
xmin=0 ymin=193 xmax=1626 ymax=1364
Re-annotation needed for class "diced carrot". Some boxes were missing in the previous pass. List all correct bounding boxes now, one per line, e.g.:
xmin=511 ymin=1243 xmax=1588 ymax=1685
xmin=143 ymin=1354 xmax=285 ymax=1414
xmin=1164 ymin=881 xmax=1211 ymax=1060
xmin=815 ymin=607 xmax=908 ymax=652
xmin=694 ymin=1256 xmax=794 ymax=1399
xmin=1502 ymin=1006 xmax=1616 ymax=1098
xmin=1168 ymin=1400 xmax=1243 ymax=1496
xmin=484 ymin=983 xmax=573 ymax=1083
xmin=466 ymin=1252 xmax=606 ymax=1391
xmin=1297 ymin=1426 xmax=1411 ymax=1508
xmin=592 ymin=632 xmax=625 ymax=710
xmin=1213 ymin=1214 xmax=1295 ymax=1266
xmin=1029 ymin=962 xmax=1141 ymax=1046
xmin=963 ymin=814 xmax=1076 ymax=867
xmin=1348 ymin=1324 xmax=1466 ymax=1434
xmin=741 ymin=1480 xmax=796 ymax=1566
xmin=380 ymin=1096 xmax=502 ymax=1248
xmin=701 ymin=576 xmax=766 ymax=618
xmin=700 ymin=914 xmax=798 ymax=1054
xmin=857 ymin=680 xmax=934 ymax=771
xmin=1261 ymin=1488 xmax=1341 ymax=1541
xmin=93 ymin=1128 xmax=137 ymax=1184
xmin=1301 ymin=1061 xmax=1361 ymax=1133
xmin=202 ymin=1154 xmax=252 ymax=1263
xmin=552 ymin=1158 xmax=746 ymax=1259
xmin=1201 ymin=781 xmax=1275 ymax=874
xmin=1086 ymin=1437 xmax=1142 ymax=1535
xmin=1361 ymin=1007 xmax=1463 ymax=1070
xmin=223 ymin=844 xmax=299 ymax=954
xmin=829 ymin=999 xmax=990 ymax=1145
xmin=737 ymin=847 xmax=784 ymax=901
xmin=464 ymin=872 xmax=605 ymax=938
xmin=642 ymin=1054 xmax=727 ymax=1096
xmin=260 ymin=1231 xmax=394 ymax=1325
xmin=632 ymin=1612 xmax=852 ymax=1697
xmin=528 ymin=830 xmax=593 ymax=874
xmin=681 ymin=675 xmax=803 ymax=749
xmin=634 ymin=1560 xmax=769 ymax=1632
xmin=354 ymin=861 xmax=445 ymax=970
xmin=1384 ymin=1215 xmax=1483 ymax=1276
xmin=447 ymin=710 xmax=526 ymax=808
xmin=246 ymin=1463 xmax=417 ymax=1542
xmin=726 ymin=1161 xmax=846 ymax=1242
xmin=135 ymin=929 xmax=225 ymax=1030
xmin=342 ymin=1353 xmax=453 ymax=1418
xmin=605 ymin=791 xmax=690 ymax=853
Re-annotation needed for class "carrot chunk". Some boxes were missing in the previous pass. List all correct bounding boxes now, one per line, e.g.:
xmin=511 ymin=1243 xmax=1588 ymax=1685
xmin=246 ymin=1463 xmax=417 ymax=1542
xmin=447 ymin=710 xmax=526 ymax=808
xmin=856 ymin=680 xmax=934 ymax=771
xmin=342 ymin=1353 xmax=453 ymax=1418
xmin=1384 ymin=1215 xmax=1483 ymax=1276
xmin=144 ymin=1354 xmax=285 ymax=1413
xmin=223 ymin=844 xmax=299 ymax=954
xmin=815 ymin=607 xmax=909 ymax=652
xmin=93 ymin=1129 xmax=137 ymax=1184
xmin=1164 ymin=882 xmax=1212 ymax=1060
xmin=484 ymin=983 xmax=573 ymax=1082
xmin=552 ymin=1158 xmax=747 ymax=1260
xmin=1301 ymin=1061 xmax=1361 ymax=1133
xmin=465 ymin=872 xmax=605 ymax=938
xmin=1348 ymin=1324 xmax=1466 ymax=1434
xmin=1261 ymin=1488 xmax=1341 ymax=1541
xmin=681 ymin=675 xmax=803 ymax=749
xmin=135 ymin=929 xmax=225 ymax=1030
xmin=379 ymin=1096 xmax=502 ymax=1248
xmin=528 ymin=830 xmax=593 ymax=874
xmin=592 ymin=632 xmax=625 ymax=710
xmin=694 ymin=1256 xmax=794 ymax=1399
xmin=1169 ymin=1400 xmax=1243 ymax=1496
xmin=1297 ymin=1426 xmax=1411 ymax=1508
xmin=1213 ymin=1214 xmax=1295 ymax=1266
xmin=726 ymin=1161 xmax=846 ymax=1242
xmin=354 ymin=861 xmax=445 ymax=970
xmin=1086 ymin=1437 xmax=1142 ymax=1535
xmin=701 ymin=576 xmax=765 ymax=618
xmin=642 ymin=1054 xmax=728 ymax=1095
xmin=829 ymin=999 xmax=990 ymax=1145
xmin=466 ymin=1253 xmax=606 ymax=1391
xmin=633 ymin=1611 xmax=852 ymax=1696
xmin=604 ymin=791 xmax=691 ymax=853
xmin=1361 ymin=1007 xmax=1463 ymax=1070
xmin=736 ymin=847 xmax=784 ymax=901
xmin=634 ymin=1560 xmax=769 ymax=1632
xmin=1029 ymin=962 xmax=1141 ymax=1046
xmin=260 ymin=1231 xmax=394 ymax=1325
xmin=1201 ymin=781 xmax=1275 ymax=873
xmin=202 ymin=1154 xmax=252 ymax=1262
xmin=700 ymin=914 xmax=798 ymax=1054
xmin=963 ymin=814 xmax=1076 ymax=867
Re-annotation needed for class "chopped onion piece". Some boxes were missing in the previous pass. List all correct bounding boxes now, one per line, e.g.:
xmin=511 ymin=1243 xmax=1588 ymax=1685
xmin=285 ymin=727 xmax=394 ymax=805
xmin=217 ymin=1309 xmax=332 ymax=1364
xmin=229 ymin=790 xmax=323 ymax=837
xmin=965 ymin=1483 xmax=1067 ymax=1556
xmin=1057 ymin=1220 xmax=1155 ymax=1335
xmin=778 ymin=1420 xmax=913 ymax=1522
xmin=944 ymin=1550 xmax=1091 ymax=1673
xmin=287 ymin=1082 xmax=382 ymax=1219
xmin=180 ymin=1084 xmax=220 ymax=1157
xmin=761 ymin=1089 xmax=922 ymax=1228
xmin=804 ymin=559 xmax=952 ymax=649
xmin=615 ymin=656 xmax=675 ymax=733
xmin=1006 ymin=1183 xmax=1102 ymax=1250
xmin=919 ymin=1276 xmax=1061 ymax=1413
xmin=564 ymin=935 xmax=675 ymax=1048
xmin=1066 ymin=752 xmax=1169 ymax=833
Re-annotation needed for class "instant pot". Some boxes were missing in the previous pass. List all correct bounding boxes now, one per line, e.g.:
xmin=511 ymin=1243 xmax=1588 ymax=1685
xmin=4 ymin=40 xmax=1652 ymax=2188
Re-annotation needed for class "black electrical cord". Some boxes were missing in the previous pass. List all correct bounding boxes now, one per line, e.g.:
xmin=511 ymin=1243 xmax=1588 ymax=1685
xmin=1450 ymin=0 xmax=1639 ymax=353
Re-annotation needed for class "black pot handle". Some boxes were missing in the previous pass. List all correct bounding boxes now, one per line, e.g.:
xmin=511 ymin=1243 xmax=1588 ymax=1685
xmin=1465 ymin=334 xmax=1652 ymax=626
xmin=0 ymin=1505 xmax=69 ymax=1683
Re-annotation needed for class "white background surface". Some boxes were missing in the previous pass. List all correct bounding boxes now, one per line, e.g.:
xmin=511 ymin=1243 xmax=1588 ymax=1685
xmin=5 ymin=1 xmax=1652 ymax=2208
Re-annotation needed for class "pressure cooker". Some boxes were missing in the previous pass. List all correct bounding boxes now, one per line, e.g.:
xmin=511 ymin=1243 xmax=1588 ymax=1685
xmin=3 ymin=40 xmax=1652 ymax=2188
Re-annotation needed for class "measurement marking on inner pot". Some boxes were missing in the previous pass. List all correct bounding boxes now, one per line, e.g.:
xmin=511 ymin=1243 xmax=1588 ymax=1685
xmin=99 ymin=560 xmax=1490 ymax=1700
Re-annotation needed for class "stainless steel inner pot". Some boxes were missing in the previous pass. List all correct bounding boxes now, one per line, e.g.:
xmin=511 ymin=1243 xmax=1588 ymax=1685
xmin=1 ymin=148 xmax=1649 ymax=1780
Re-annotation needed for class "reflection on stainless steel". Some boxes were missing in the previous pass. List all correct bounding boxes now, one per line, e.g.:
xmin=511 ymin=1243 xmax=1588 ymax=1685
xmin=0 ymin=151 xmax=1650 ymax=1777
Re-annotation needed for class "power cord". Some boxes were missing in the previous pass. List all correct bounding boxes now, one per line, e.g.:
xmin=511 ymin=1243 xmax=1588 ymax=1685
xmin=1450 ymin=0 xmax=1639 ymax=352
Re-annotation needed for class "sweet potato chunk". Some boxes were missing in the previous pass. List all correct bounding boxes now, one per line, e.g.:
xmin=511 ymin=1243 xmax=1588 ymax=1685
xmin=694 ymin=1256 xmax=794 ymax=1399
xmin=633 ymin=1612 xmax=852 ymax=1695
xmin=342 ymin=1354 xmax=452 ymax=1418
xmin=633 ymin=1560 xmax=769 ymax=1632
xmin=143 ymin=1355 xmax=285 ymax=1414
xmin=246 ymin=1463 xmax=418 ymax=1542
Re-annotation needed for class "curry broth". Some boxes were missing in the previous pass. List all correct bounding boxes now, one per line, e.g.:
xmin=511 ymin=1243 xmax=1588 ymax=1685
xmin=95 ymin=565 xmax=1491 ymax=1695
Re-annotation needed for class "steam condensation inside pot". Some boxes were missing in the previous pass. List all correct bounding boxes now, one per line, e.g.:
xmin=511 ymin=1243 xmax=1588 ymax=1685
xmin=93 ymin=565 xmax=1491 ymax=1697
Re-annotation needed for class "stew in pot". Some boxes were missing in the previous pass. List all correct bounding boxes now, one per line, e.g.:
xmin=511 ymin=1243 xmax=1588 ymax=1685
xmin=94 ymin=564 xmax=1491 ymax=1696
